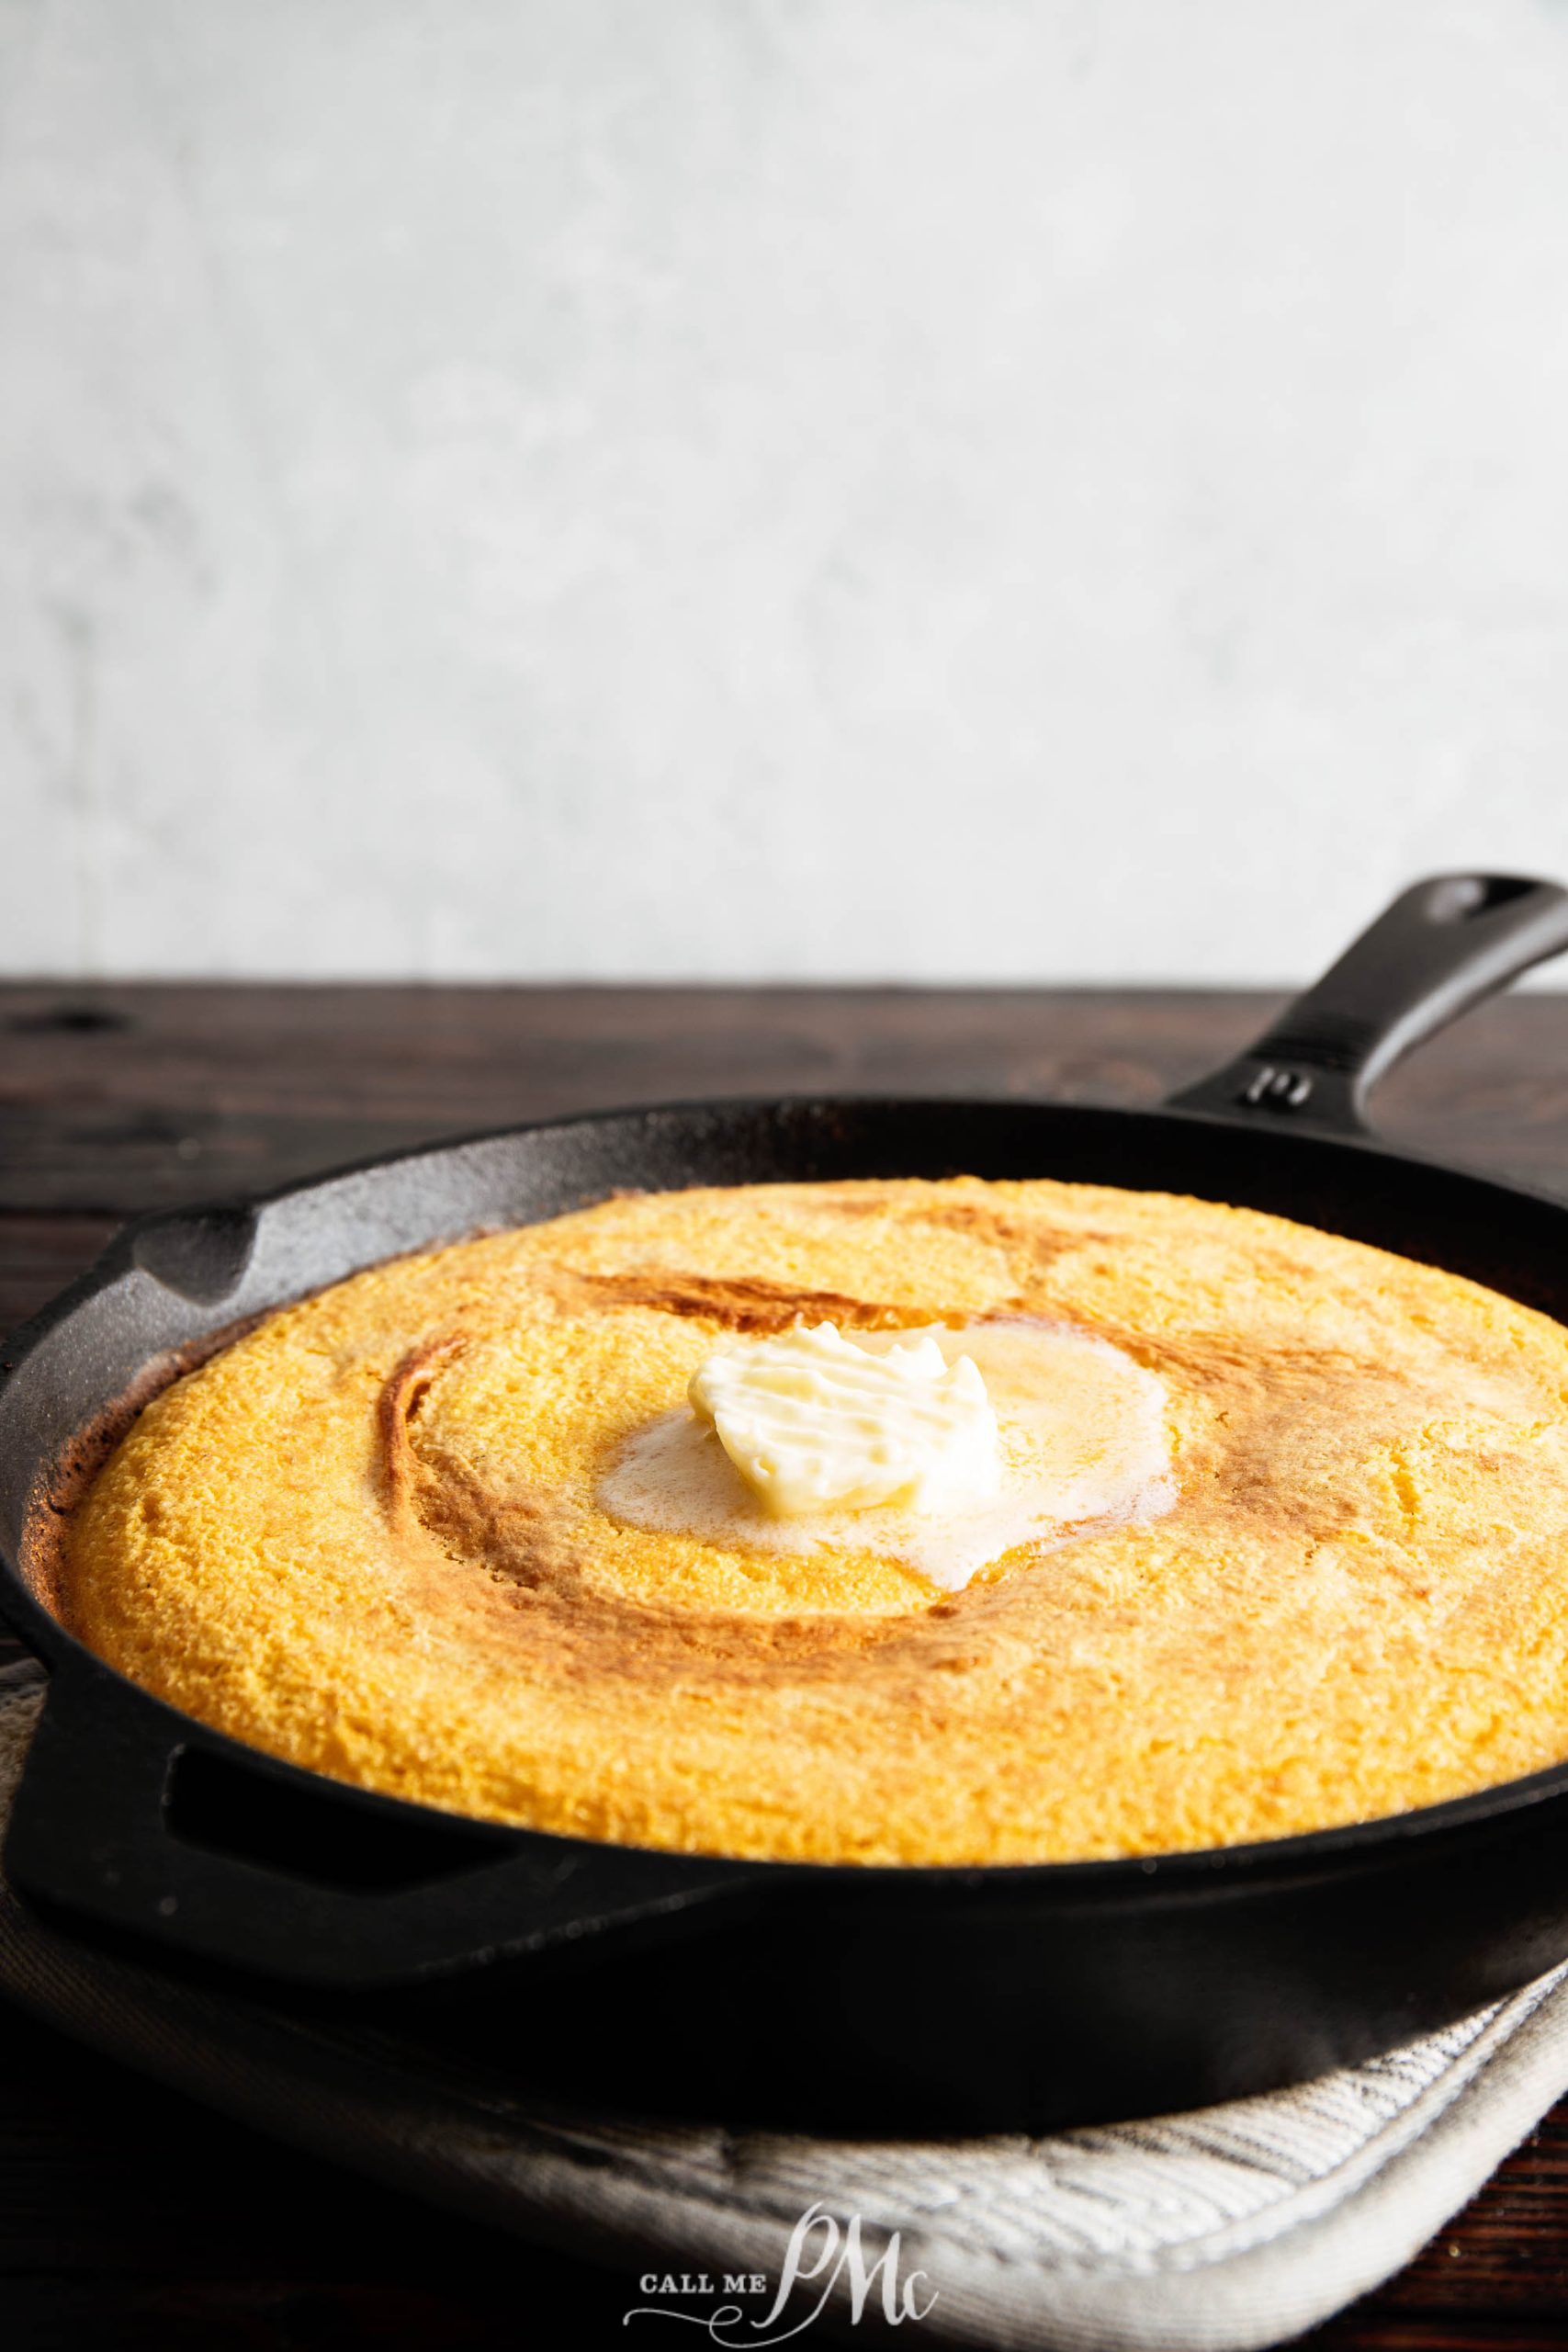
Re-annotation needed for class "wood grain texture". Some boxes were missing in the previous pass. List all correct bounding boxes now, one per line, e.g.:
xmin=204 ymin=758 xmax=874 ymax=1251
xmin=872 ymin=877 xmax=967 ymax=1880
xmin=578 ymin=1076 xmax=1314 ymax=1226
xmin=4 ymin=979 xmax=1568 ymax=2350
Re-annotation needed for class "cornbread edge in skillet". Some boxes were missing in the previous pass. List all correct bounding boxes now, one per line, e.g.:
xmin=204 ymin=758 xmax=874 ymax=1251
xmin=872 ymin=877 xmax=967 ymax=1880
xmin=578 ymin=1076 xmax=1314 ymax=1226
xmin=52 ymin=1176 xmax=1568 ymax=1864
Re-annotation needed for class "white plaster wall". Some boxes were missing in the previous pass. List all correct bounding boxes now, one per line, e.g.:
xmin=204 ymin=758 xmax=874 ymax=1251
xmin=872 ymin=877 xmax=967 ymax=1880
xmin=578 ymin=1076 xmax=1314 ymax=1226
xmin=3 ymin=0 xmax=1568 ymax=982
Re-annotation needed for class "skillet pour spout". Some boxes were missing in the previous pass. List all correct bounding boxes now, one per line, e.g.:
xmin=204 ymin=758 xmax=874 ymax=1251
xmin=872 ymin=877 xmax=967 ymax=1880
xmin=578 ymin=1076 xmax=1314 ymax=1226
xmin=6 ymin=870 xmax=1568 ymax=2132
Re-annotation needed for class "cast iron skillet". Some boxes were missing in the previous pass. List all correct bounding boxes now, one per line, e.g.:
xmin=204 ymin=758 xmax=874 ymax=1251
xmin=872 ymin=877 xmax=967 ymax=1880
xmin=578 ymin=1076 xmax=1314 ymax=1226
xmin=6 ymin=872 xmax=1568 ymax=2134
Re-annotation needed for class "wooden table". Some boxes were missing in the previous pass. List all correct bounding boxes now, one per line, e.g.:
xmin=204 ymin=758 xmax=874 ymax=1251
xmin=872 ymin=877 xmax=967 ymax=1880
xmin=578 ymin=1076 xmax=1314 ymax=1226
xmin=5 ymin=979 xmax=1568 ymax=2349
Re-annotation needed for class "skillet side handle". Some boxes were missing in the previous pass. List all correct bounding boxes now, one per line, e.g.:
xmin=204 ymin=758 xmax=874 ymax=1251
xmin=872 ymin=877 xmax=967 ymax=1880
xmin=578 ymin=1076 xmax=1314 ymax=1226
xmin=1168 ymin=873 xmax=1568 ymax=1137
xmin=3 ymin=1664 xmax=761 ymax=1989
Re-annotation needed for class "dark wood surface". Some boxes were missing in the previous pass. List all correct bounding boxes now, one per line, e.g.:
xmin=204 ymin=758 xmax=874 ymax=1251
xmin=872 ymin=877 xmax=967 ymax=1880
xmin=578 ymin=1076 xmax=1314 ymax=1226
xmin=6 ymin=978 xmax=1568 ymax=2350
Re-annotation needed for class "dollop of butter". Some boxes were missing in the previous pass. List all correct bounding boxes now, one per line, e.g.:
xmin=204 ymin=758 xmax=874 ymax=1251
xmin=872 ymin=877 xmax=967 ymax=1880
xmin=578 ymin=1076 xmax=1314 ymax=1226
xmin=687 ymin=1320 xmax=1002 ymax=1518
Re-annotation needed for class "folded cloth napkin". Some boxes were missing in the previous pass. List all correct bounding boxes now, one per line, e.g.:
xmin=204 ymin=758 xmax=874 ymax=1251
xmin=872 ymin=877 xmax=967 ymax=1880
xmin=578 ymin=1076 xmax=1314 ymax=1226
xmin=3 ymin=1654 xmax=1565 ymax=2352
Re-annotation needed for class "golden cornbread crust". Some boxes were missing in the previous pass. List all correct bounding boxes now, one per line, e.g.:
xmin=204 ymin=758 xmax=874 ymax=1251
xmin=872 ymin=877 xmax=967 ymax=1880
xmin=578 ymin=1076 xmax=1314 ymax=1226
xmin=51 ymin=1177 xmax=1568 ymax=1864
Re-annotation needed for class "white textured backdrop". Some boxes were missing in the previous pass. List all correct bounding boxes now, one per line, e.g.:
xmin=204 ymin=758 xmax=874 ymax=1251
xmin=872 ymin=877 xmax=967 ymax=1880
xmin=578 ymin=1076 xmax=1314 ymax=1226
xmin=3 ymin=0 xmax=1568 ymax=981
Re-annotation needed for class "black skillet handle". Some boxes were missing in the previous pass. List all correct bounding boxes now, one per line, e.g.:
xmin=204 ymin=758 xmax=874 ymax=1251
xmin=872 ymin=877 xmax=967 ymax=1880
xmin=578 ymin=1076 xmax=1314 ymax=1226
xmin=4 ymin=1662 xmax=765 ymax=1989
xmin=1168 ymin=873 xmax=1568 ymax=1137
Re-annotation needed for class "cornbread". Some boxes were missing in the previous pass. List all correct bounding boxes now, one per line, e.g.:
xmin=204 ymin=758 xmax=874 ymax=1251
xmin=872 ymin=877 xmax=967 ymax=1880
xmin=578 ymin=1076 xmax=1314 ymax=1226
xmin=52 ymin=1176 xmax=1568 ymax=1864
